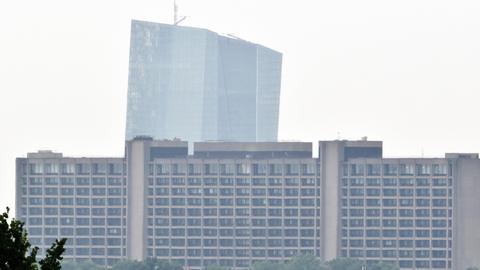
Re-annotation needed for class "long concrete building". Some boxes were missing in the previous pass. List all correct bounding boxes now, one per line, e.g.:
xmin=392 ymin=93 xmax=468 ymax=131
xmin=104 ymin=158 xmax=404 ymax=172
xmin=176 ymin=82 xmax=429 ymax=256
xmin=15 ymin=138 xmax=480 ymax=270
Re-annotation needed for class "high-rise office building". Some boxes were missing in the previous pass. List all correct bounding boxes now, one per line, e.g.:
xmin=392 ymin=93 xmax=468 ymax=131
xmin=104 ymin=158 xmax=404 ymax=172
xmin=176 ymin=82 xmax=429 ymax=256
xmin=125 ymin=20 xmax=282 ymax=142
xmin=15 ymin=138 xmax=480 ymax=270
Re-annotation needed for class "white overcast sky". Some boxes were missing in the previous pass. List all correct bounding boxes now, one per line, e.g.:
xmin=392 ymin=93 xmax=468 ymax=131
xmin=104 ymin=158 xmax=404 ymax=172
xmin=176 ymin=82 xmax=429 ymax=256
xmin=1 ymin=0 xmax=480 ymax=212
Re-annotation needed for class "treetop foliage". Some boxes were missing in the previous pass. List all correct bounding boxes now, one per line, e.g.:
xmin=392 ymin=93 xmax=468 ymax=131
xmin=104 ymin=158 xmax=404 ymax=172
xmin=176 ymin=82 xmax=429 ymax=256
xmin=0 ymin=207 xmax=66 ymax=270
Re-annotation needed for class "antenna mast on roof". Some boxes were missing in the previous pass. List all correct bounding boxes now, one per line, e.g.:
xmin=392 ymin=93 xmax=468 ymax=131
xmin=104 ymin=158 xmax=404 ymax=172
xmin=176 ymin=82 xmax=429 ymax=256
xmin=173 ymin=0 xmax=187 ymax=25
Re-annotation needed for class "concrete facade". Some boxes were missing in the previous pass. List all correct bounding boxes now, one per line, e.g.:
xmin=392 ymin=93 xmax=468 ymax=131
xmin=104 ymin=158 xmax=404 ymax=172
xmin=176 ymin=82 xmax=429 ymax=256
xmin=15 ymin=151 xmax=126 ymax=266
xmin=15 ymin=139 xmax=480 ymax=269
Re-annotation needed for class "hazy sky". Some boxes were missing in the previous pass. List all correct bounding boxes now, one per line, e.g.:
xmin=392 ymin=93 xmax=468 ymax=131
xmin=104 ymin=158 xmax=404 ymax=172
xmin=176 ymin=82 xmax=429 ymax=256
xmin=1 ymin=0 xmax=480 ymax=212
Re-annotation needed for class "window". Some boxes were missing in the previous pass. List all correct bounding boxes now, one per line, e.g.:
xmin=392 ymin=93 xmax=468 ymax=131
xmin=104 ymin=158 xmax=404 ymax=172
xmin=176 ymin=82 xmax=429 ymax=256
xmin=399 ymin=178 xmax=414 ymax=186
xmin=399 ymin=188 xmax=414 ymax=196
xmin=433 ymin=164 xmax=447 ymax=175
xmin=416 ymin=178 xmax=429 ymax=186
xmin=383 ymin=178 xmax=397 ymax=186
xmin=29 ymin=178 xmax=42 ymax=185
xmin=350 ymin=164 xmax=364 ymax=176
xmin=109 ymin=163 xmax=124 ymax=175
xmin=92 ymin=178 xmax=106 ymax=185
xmin=399 ymin=220 xmax=413 ymax=227
xmin=367 ymin=164 xmax=381 ymax=176
xmin=269 ymin=164 xmax=283 ymax=175
xmin=220 ymin=164 xmax=234 ymax=175
xmin=399 ymin=164 xmax=414 ymax=175
xmin=416 ymin=164 xmax=431 ymax=176
xmin=92 ymin=163 xmax=107 ymax=174
xmin=383 ymin=188 xmax=396 ymax=196
xmin=76 ymin=178 xmax=90 ymax=185
xmin=351 ymin=178 xmax=364 ymax=186
xmin=45 ymin=178 xmax=58 ymax=185
xmin=433 ymin=178 xmax=447 ymax=186
xmin=188 ymin=164 xmax=201 ymax=175
xmin=236 ymin=164 xmax=251 ymax=175
xmin=433 ymin=189 xmax=447 ymax=197
xmin=383 ymin=164 xmax=398 ymax=176
xmin=253 ymin=164 xmax=267 ymax=175
xmin=366 ymin=178 xmax=381 ymax=186
xmin=171 ymin=163 xmax=186 ymax=175
xmin=286 ymin=164 xmax=299 ymax=175
xmin=301 ymin=164 xmax=316 ymax=175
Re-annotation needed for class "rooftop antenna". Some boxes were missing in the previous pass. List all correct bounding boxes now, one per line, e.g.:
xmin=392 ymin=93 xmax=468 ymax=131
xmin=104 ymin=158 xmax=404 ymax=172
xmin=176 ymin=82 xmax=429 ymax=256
xmin=173 ymin=0 xmax=187 ymax=25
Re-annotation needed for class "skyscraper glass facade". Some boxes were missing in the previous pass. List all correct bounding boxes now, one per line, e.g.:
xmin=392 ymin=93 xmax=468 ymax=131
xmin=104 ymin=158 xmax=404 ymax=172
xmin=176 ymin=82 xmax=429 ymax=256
xmin=125 ymin=20 xmax=282 ymax=142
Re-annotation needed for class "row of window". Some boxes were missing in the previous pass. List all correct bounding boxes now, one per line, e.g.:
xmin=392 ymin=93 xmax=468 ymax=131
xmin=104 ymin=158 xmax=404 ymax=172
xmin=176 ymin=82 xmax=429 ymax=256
xmin=62 ymin=247 xmax=122 ymax=256
xmin=344 ymin=188 xmax=451 ymax=197
xmin=344 ymin=163 xmax=450 ymax=176
xmin=148 ymin=218 xmax=319 ymax=227
xmin=24 ymin=177 xmax=125 ymax=186
xmin=148 ymin=187 xmax=319 ymax=196
xmin=148 ymin=238 xmax=318 ymax=247
xmin=149 ymin=208 xmax=318 ymax=216
xmin=343 ymin=208 xmax=450 ymax=218
xmin=27 ymin=227 xmax=122 ymax=236
xmin=23 ymin=187 xmax=124 ymax=196
xmin=343 ymin=178 xmax=451 ymax=186
xmin=147 ymin=248 xmax=317 ymax=258
xmin=149 ymin=177 xmax=319 ymax=186
xmin=23 ymin=207 xmax=124 ymax=216
xmin=24 ymin=197 xmax=124 ymax=206
xmin=343 ymin=198 xmax=450 ymax=207
xmin=342 ymin=229 xmax=449 ymax=238
xmin=149 ymin=228 xmax=320 ymax=237
xmin=151 ymin=199 xmax=319 ymax=208
xmin=27 ymin=217 xmax=124 ymax=226
xmin=342 ymin=219 xmax=451 ymax=228
xmin=149 ymin=198 xmax=319 ymax=207
xmin=342 ymin=229 xmax=451 ymax=238
xmin=24 ymin=163 xmax=124 ymax=175
xmin=342 ymin=239 xmax=449 ymax=248
xmin=151 ymin=163 xmax=318 ymax=176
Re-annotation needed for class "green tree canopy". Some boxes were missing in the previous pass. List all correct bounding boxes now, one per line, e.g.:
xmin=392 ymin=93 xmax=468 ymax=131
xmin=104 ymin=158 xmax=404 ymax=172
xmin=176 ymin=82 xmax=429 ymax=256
xmin=0 ymin=207 xmax=66 ymax=270
xmin=286 ymin=254 xmax=326 ymax=270
xmin=252 ymin=256 xmax=399 ymax=270
xmin=61 ymin=260 xmax=104 ymax=270
xmin=367 ymin=261 xmax=400 ymax=270
xmin=111 ymin=258 xmax=183 ymax=270
xmin=252 ymin=261 xmax=285 ymax=270
xmin=327 ymin=258 xmax=364 ymax=270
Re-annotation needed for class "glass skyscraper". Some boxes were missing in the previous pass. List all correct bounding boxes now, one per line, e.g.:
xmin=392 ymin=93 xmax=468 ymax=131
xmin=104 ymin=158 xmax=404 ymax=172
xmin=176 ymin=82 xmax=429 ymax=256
xmin=125 ymin=20 xmax=282 ymax=142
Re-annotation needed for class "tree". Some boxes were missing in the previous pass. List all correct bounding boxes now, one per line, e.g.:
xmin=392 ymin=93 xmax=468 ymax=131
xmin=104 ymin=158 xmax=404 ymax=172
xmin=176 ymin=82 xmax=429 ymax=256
xmin=285 ymin=254 xmax=326 ymax=270
xmin=466 ymin=267 xmax=480 ymax=270
xmin=0 ymin=207 xmax=66 ymax=270
xmin=110 ymin=260 xmax=145 ymax=270
xmin=111 ymin=258 xmax=183 ymax=270
xmin=327 ymin=258 xmax=363 ymax=270
xmin=367 ymin=262 xmax=400 ymax=270
xmin=61 ymin=260 xmax=104 ymax=270
xmin=252 ymin=261 xmax=283 ymax=270
xmin=39 ymin=239 xmax=67 ymax=270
